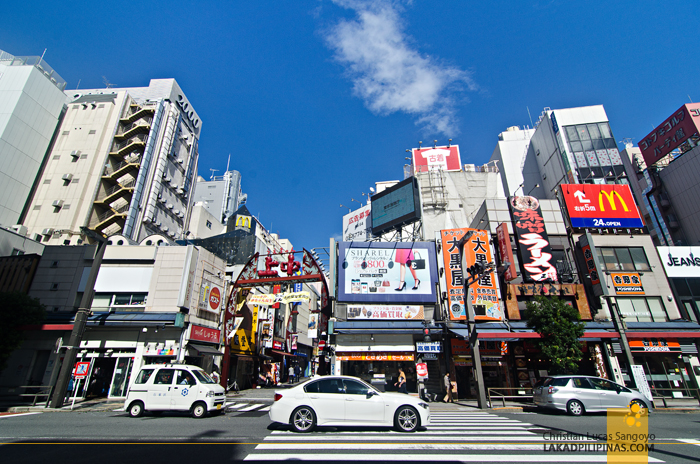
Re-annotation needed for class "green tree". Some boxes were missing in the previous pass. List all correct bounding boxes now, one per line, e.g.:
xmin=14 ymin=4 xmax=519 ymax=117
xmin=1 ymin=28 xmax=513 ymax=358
xmin=0 ymin=292 xmax=46 ymax=373
xmin=526 ymin=295 xmax=585 ymax=375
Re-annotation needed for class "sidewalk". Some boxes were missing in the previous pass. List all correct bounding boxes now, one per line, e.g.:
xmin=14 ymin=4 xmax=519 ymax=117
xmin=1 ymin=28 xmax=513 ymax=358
xmin=5 ymin=378 xmax=700 ymax=414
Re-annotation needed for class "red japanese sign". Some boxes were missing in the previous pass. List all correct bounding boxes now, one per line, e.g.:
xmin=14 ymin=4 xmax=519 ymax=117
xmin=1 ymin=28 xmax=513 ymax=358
xmin=560 ymin=184 xmax=643 ymax=229
xmin=639 ymin=103 xmax=700 ymax=168
xmin=509 ymin=196 xmax=557 ymax=282
xmin=496 ymin=222 xmax=517 ymax=281
xmin=412 ymin=145 xmax=462 ymax=172
xmin=581 ymin=244 xmax=600 ymax=286
xmin=190 ymin=324 xmax=221 ymax=344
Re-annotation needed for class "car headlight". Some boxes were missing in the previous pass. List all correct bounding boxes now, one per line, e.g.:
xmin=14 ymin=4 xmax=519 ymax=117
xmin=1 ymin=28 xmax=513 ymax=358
xmin=206 ymin=390 xmax=215 ymax=397
xmin=418 ymin=402 xmax=429 ymax=410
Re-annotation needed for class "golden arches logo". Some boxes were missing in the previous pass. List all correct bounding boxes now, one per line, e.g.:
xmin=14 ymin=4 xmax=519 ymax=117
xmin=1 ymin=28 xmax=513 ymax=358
xmin=236 ymin=215 xmax=252 ymax=229
xmin=599 ymin=190 xmax=629 ymax=212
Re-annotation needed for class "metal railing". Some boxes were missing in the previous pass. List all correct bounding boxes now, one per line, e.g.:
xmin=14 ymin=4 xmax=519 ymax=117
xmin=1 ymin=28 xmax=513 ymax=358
xmin=111 ymin=134 xmax=147 ymax=152
xmin=649 ymin=386 xmax=700 ymax=407
xmin=103 ymin=157 xmax=141 ymax=176
xmin=116 ymin=118 xmax=152 ymax=136
xmin=487 ymin=387 xmax=534 ymax=408
xmin=17 ymin=385 xmax=54 ymax=406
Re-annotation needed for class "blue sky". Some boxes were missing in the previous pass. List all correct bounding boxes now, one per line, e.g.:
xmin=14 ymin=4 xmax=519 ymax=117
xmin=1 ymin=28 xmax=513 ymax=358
xmin=3 ymin=0 xmax=699 ymax=252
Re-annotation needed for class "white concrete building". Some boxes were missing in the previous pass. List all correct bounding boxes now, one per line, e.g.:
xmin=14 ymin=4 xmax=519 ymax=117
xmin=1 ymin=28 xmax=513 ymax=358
xmin=22 ymin=79 xmax=201 ymax=246
xmin=0 ymin=50 xmax=67 ymax=229
xmin=192 ymin=170 xmax=246 ymax=226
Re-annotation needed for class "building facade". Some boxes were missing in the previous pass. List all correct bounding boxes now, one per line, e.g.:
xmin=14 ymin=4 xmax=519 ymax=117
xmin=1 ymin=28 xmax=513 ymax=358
xmin=0 ymin=49 xmax=67 ymax=229
xmin=22 ymin=79 xmax=201 ymax=246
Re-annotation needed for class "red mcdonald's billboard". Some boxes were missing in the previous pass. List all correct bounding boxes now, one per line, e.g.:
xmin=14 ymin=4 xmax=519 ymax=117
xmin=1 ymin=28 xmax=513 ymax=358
xmin=560 ymin=184 xmax=643 ymax=229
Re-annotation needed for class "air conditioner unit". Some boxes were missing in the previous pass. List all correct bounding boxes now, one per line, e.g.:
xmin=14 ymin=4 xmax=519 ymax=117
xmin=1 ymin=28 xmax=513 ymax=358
xmin=167 ymin=203 xmax=174 ymax=209
xmin=155 ymin=221 xmax=162 ymax=227
xmin=165 ymin=176 xmax=171 ymax=183
xmin=178 ymin=211 xmax=185 ymax=218
xmin=168 ymin=231 xmax=176 ymax=238
xmin=143 ymin=217 xmax=151 ymax=223
xmin=177 ymin=158 xmax=184 ymax=164
xmin=169 ymin=181 xmax=177 ymax=188
xmin=70 ymin=150 xmax=80 ymax=158
xmin=42 ymin=228 xmax=54 ymax=235
xmin=162 ymin=226 xmax=169 ymax=232
xmin=33 ymin=233 xmax=42 ymax=241
xmin=162 ymin=172 xmax=168 ymax=179
xmin=52 ymin=200 xmax=64 ymax=208
xmin=173 ymin=209 xmax=180 ymax=215
xmin=177 ymin=187 xmax=185 ymax=195
xmin=62 ymin=173 xmax=73 ymax=182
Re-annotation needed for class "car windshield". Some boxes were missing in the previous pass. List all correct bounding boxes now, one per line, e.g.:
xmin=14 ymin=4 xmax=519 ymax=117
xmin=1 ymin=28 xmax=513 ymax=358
xmin=543 ymin=377 xmax=570 ymax=387
xmin=192 ymin=370 xmax=216 ymax=384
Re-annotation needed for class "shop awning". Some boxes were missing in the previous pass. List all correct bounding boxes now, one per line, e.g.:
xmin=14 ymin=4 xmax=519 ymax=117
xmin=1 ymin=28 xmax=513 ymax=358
xmin=269 ymin=349 xmax=299 ymax=357
xmin=334 ymin=321 xmax=430 ymax=334
xmin=188 ymin=343 xmax=225 ymax=356
xmin=449 ymin=328 xmax=620 ymax=340
xmin=87 ymin=312 xmax=178 ymax=327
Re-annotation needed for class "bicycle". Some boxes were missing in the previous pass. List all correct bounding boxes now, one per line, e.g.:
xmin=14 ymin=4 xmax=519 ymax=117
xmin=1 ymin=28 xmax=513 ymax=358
xmin=227 ymin=378 xmax=239 ymax=394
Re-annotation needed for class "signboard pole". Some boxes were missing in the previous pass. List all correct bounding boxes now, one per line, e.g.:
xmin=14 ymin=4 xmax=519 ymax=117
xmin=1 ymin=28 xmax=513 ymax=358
xmin=71 ymin=378 xmax=81 ymax=410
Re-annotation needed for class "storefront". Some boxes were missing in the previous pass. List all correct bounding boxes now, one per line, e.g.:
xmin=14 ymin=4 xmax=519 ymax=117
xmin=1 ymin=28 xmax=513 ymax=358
xmin=184 ymin=324 xmax=224 ymax=373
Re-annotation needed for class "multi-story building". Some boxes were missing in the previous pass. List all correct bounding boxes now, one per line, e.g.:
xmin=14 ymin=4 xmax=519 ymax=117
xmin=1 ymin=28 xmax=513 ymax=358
xmin=0 ymin=49 xmax=67 ymax=229
xmin=22 ymin=79 xmax=201 ymax=245
xmin=192 ymin=169 xmax=246 ymax=226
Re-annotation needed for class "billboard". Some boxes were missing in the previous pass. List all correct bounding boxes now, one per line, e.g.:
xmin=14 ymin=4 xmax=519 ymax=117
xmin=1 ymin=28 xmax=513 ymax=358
xmin=337 ymin=241 xmax=438 ymax=304
xmin=370 ymin=177 xmax=421 ymax=235
xmin=347 ymin=305 xmax=424 ymax=320
xmin=560 ymin=184 xmax=644 ymax=229
xmin=342 ymin=204 xmax=372 ymax=241
xmin=496 ymin=222 xmax=517 ymax=282
xmin=509 ymin=196 xmax=558 ymax=282
xmin=440 ymin=228 xmax=503 ymax=321
xmin=639 ymin=103 xmax=700 ymax=167
xmin=611 ymin=272 xmax=644 ymax=295
xmin=657 ymin=246 xmax=700 ymax=278
xmin=198 ymin=279 xmax=223 ymax=313
xmin=412 ymin=145 xmax=462 ymax=172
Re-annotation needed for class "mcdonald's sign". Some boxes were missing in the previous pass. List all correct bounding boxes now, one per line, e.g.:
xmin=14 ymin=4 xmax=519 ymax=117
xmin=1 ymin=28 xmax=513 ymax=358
xmin=560 ymin=184 xmax=643 ymax=229
xmin=235 ymin=214 xmax=252 ymax=231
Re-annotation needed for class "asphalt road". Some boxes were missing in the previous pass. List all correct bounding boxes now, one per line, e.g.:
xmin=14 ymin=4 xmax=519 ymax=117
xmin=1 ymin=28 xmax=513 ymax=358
xmin=1 ymin=403 xmax=699 ymax=464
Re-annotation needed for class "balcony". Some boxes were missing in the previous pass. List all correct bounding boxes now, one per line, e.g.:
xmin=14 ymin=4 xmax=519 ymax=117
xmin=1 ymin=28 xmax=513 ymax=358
xmin=102 ymin=156 xmax=142 ymax=181
xmin=114 ymin=118 xmax=152 ymax=140
xmin=94 ymin=178 xmax=136 ymax=206
xmin=89 ymin=203 xmax=130 ymax=233
xmin=109 ymin=134 xmax=147 ymax=157
xmin=120 ymin=104 xmax=156 ymax=125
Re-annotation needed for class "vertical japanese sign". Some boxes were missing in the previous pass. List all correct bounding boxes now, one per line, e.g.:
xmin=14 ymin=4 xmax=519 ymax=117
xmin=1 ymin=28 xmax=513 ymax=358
xmin=581 ymin=244 xmax=600 ymax=285
xmin=440 ymin=228 xmax=502 ymax=321
xmin=496 ymin=222 xmax=517 ymax=281
xmin=509 ymin=196 xmax=558 ymax=282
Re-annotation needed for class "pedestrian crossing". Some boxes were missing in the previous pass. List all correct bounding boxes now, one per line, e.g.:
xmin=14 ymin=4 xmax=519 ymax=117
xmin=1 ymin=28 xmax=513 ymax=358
xmin=243 ymin=410 xmax=665 ymax=462
xmin=225 ymin=401 xmax=270 ymax=412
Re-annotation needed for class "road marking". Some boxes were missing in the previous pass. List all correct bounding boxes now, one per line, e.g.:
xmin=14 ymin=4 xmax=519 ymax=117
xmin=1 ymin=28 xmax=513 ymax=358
xmin=676 ymin=439 xmax=700 ymax=446
xmin=244 ymin=453 xmax=662 ymax=461
xmin=0 ymin=412 xmax=42 ymax=419
xmin=237 ymin=404 xmax=265 ymax=412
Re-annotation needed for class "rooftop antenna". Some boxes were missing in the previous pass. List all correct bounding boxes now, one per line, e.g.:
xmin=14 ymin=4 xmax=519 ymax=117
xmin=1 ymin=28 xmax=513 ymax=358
xmin=226 ymin=154 xmax=231 ymax=172
xmin=76 ymin=79 xmax=81 ymax=90
xmin=102 ymin=76 xmax=114 ymax=89
xmin=209 ymin=168 xmax=219 ymax=180
xmin=689 ymin=95 xmax=694 ymax=103
xmin=39 ymin=48 xmax=47 ymax=63
xmin=527 ymin=107 xmax=534 ymax=128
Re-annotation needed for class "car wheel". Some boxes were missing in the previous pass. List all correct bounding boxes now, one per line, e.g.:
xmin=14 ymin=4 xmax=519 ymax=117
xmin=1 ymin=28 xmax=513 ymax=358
xmin=630 ymin=399 xmax=649 ymax=414
xmin=290 ymin=406 xmax=316 ymax=433
xmin=567 ymin=399 xmax=585 ymax=416
xmin=191 ymin=401 xmax=208 ymax=419
xmin=394 ymin=406 xmax=419 ymax=432
xmin=128 ymin=401 xmax=144 ymax=418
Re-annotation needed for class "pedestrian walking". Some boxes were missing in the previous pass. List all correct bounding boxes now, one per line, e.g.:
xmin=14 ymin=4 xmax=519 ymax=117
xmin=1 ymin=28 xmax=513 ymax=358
xmin=443 ymin=372 xmax=453 ymax=403
xmin=294 ymin=364 xmax=301 ymax=382
xmin=394 ymin=368 xmax=407 ymax=393
xmin=288 ymin=365 xmax=295 ymax=384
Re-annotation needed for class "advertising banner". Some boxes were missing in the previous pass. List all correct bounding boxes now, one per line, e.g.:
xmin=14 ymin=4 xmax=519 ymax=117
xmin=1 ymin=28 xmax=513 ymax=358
xmin=261 ymin=321 xmax=272 ymax=348
xmin=335 ymin=352 xmax=415 ymax=361
xmin=307 ymin=313 xmax=318 ymax=339
xmin=560 ymin=184 xmax=644 ymax=229
xmin=189 ymin=324 xmax=221 ymax=344
xmin=581 ymin=244 xmax=601 ymax=285
xmin=629 ymin=339 xmax=681 ymax=353
xmin=611 ymin=272 xmax=644 ymax=294
xmin=416 ymin=341 xmax=441 ymax=353
xmin=199 ymin=279 xmax=223 ymax=313
xmin=657 ymin=246 xmax=700 ymax=278
xmin=342 ymin=204 xmax=372 ymax=242
xmin=440 ymin=228 xmax=503 ymax=321
xmin=347 ymin=305 xmax=424 ymax=320
xmin=639 ymin=103 xmax=700 ymax=168
xmin=337 ymin=242 xmax=438 ymax=304
xmin=412 ymin=145 xmax=462 ymax=172
xmin=248 ymin=291 xmax=310 ymax=306
xmin=496 ymin=222 xmax=517 ymax=281
xmin=509 ymin=196 xmax=558 ymax=282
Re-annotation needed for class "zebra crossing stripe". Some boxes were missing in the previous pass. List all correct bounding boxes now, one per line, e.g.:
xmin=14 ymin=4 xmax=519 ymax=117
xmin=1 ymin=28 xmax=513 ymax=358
xmin=263 ymin=435 xmax=548 ymax=441
xmin=237 ymin=404 xmax=265 ymax=412
xmin=228 ymin=403 xmax=247 ymax=409
xmin=676 ymin=439 xmax=700 ymax=446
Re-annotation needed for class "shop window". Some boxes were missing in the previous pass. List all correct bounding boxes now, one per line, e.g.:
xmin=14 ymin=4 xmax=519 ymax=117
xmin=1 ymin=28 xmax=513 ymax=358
xmin=616 ymin=297 xmax=667 ymax=322
xmin=596 ymin=247 xmax=650 ymax=272
xmin=93 ymin=293 xmax=147 ymax=310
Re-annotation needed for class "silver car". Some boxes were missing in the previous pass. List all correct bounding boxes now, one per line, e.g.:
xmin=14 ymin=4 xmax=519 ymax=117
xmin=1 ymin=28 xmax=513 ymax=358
xmin=533 ymin=375 xmax=651 ymax=416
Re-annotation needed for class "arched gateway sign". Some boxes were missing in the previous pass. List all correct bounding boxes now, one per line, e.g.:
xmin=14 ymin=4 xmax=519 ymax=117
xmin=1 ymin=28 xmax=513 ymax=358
xmin=220 ymin=249 xmax=330 ymax=387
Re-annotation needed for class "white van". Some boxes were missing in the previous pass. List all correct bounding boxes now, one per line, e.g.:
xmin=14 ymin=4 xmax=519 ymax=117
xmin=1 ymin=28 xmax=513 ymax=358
xmin=124 ymin=364 xmax=226 ymax=418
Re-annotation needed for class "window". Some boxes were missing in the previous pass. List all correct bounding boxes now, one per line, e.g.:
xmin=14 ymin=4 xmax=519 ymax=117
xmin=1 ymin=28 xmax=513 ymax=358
xmin=192 ymin=370 xmax=215 ymax=384
xmin=93 ymin=293 xmax=147 ymax=309
xmin=317 ymin=378 xmax=344 ymax=394
xmin=154 ymin=369 xmax=175 ymax=385
xmin=71 ymin=178 xmax=79 ymax=184
xmin=343 ymin=379 xmax=370 ymax=395
xmin=135 ymin=369 xmax=154 ymax=384
xmin=596 ymin=247 xmax=650 ymax=272
xmin=305 ymin=381 xmax=320 ymax=393
xmin=53 ymin=155 xmax=61 ymax=160
xmin=177 ymin=370 xmax=196 ymax=386
xmin=80 ymin=154 xmax=87 ymax=159
xmin=206 ymin=220 xmax=212 ymax=229
xmin=589 ymin=378 xmax=617 ymax=391
xmin=10 ymin=248 xmax=24 ymax=256
xmin=43 ymin=179 xmax=51 ymax=184
xmin=616 ymin=297 xmax=667 ymax=322
xmin=543 ymin=377 xmax=570 ymax=387
xmin=573 ymin=377 xmax=594 ymax=389
xmin=33 ymin=205 xmax=41 ymax=210
xmin=88 ymin=130 xmax=96 ymax=135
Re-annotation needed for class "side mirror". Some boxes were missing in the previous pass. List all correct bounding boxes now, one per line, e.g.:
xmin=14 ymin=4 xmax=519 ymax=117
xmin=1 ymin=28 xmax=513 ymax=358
xmin=366 ymin=390 xmax=376 ymax=398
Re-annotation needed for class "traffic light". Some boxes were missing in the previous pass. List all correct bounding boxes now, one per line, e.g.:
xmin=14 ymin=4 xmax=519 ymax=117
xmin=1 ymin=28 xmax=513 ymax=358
xmin=423 ymin=327 xmax=431 ymax=343
xmin=467 ymin=262 xmax=486 ymax=276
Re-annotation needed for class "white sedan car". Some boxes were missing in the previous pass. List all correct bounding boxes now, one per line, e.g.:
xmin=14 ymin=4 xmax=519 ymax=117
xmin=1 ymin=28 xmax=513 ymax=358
xmin=269 ymin=375 xmax=430 ymax=433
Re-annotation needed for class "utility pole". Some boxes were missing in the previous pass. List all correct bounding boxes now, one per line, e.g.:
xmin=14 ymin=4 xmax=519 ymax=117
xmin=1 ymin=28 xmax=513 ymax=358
xmin=50 ymin=228 xmax=108 ymax=408
xmin=455 ymin=231 xmax=494 ymax=409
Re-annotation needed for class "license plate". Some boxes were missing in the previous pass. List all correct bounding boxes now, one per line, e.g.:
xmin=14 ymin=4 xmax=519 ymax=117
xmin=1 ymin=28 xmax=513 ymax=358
xmin=217 ymin=404 xmax=221 ymax=410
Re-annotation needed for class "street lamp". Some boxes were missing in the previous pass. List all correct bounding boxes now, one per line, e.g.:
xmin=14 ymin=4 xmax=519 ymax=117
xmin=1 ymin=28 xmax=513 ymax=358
xmin=527 ymin=184 xmax=540 ymax=196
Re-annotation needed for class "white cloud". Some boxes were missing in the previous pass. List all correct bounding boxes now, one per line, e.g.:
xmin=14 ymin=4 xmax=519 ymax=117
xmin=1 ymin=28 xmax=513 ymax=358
xmin=324 ymin=0 xmax=476 ymax=135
